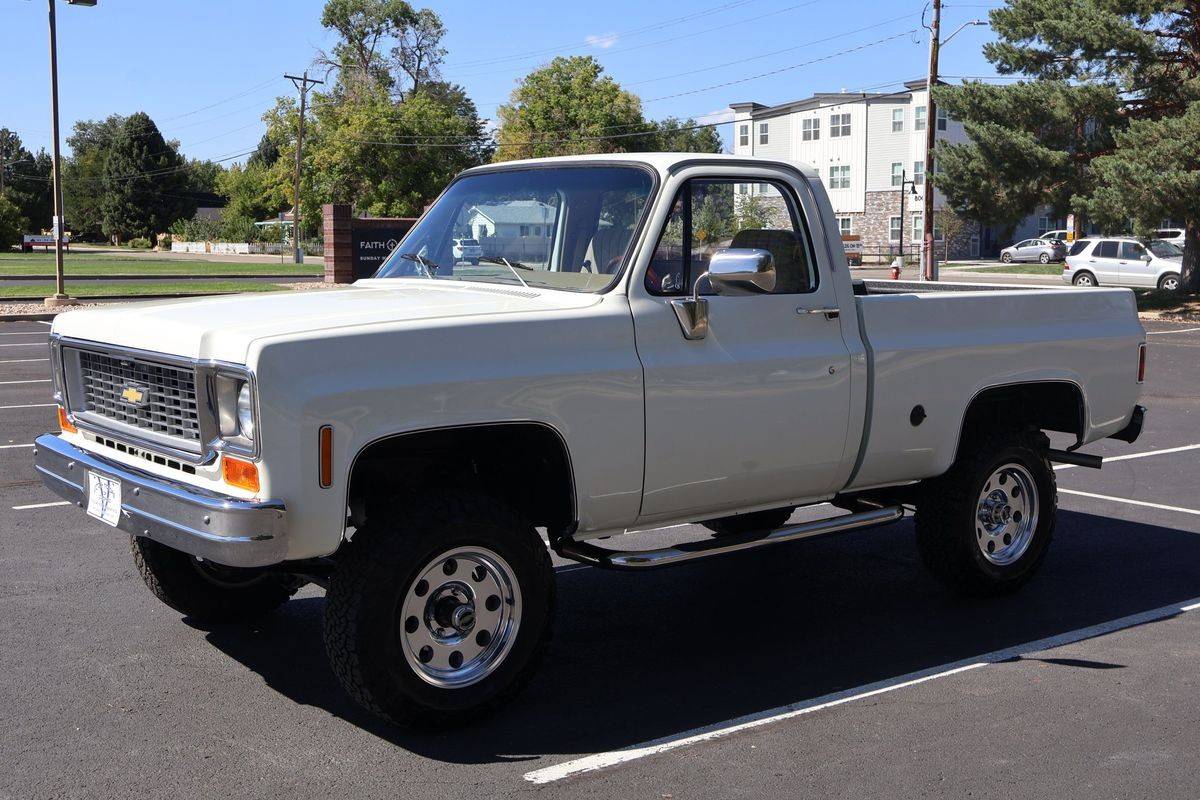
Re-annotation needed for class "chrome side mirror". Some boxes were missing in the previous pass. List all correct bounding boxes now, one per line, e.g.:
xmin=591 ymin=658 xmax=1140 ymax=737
xmin=670 ymin=248 xmax=775 ymax=340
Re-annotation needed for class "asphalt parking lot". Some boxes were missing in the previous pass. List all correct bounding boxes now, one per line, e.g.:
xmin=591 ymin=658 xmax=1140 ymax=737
xmin=2 ymin=317 xmax=1199 ymax=799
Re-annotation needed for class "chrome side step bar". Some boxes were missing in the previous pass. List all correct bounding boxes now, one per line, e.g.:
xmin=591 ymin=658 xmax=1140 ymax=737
xmin=554 ymin=504 xmax=905 ymax=571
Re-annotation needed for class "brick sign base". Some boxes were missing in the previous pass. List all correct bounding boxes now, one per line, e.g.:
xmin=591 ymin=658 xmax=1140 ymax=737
xmin=323 ymin=204 xmax=418 ymax=283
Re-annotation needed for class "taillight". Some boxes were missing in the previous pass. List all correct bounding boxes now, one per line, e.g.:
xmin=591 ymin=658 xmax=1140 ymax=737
xmin=1137 ymin=342 xmax=1147 ymax=383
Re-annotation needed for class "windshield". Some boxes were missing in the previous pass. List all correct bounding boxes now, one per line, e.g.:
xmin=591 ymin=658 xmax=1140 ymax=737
xmin=1147 ymin=239 xmax=1183 ymax=258
xmin=376 ymin=166 xmax=655 ymax=292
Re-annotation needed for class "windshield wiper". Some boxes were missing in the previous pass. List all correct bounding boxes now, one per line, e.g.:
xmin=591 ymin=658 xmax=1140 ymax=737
xmin=396 ymin=252 xmax=439 ymax=278
xmin=477 ymin=255 xmax=530 ymax=288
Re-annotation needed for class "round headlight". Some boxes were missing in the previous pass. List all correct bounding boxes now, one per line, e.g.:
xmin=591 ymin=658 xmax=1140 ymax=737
xmin=236 ymin=382 xmax=255 ymax=440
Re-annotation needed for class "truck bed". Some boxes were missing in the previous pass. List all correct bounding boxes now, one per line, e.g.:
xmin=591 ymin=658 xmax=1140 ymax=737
xmin=844 ymin=282 xmax=1144 ymax=491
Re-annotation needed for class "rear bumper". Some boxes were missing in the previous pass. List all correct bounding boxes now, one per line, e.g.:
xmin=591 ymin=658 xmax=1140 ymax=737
xmin=33 ymin=433 xmax=287 ymax=568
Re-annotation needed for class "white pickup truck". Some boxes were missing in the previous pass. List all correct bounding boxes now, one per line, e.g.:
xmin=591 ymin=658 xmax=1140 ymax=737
xmin=36 ymin=153 xmax=1147 ymax=728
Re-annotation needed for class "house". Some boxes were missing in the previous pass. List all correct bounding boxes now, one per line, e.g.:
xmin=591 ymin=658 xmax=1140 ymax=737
xmin=730 ymin=79 xmax=1053 ymax=261
xmin=466 ymin=201 xmax=556 ymax=240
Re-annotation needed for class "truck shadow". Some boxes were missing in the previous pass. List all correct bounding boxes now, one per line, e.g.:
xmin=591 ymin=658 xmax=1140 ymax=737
xmin=201 ymin=508 xmax=1200 ymax=764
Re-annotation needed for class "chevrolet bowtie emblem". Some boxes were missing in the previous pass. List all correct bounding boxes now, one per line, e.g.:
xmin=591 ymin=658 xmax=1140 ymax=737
xmin=120 ymin=385 xmax=147 ymax=405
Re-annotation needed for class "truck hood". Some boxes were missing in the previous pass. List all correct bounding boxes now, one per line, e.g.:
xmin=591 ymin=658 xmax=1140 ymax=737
xmin=51 ymin=280 xmax=603 ymax=363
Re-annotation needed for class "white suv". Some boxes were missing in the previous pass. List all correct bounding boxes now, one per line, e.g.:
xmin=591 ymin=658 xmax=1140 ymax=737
xmin=1063 ymin=237 xmax=1183 ymax=291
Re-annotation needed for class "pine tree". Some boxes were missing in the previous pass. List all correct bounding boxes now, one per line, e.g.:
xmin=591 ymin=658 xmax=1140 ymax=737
xmin=99 ymin=113 xmax=193 ymax=241
xmin=939 ymin=0 xmax=1200 ymax=292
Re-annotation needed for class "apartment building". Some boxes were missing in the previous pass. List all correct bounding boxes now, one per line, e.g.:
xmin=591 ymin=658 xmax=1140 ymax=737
xmin=730 ymin=78 xmax=1049 ymax=262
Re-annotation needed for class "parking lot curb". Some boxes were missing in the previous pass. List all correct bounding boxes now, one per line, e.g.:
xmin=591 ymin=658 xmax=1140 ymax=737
xmin=0 ymin=312 xmax=57 ymax=322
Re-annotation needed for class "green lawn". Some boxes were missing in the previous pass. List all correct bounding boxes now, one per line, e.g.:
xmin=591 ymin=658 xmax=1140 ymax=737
xmin=958 ymin=263 xmax=1064 ymax=275
xmin=0 ymin=281 xmax=286 ymax=299
xmin=0 ymin=251 xmax=321 ymax=277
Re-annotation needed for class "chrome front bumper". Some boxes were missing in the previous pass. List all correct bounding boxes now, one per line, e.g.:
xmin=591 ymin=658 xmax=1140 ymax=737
xmin=33 ymin=433 xmax=287 ymax=568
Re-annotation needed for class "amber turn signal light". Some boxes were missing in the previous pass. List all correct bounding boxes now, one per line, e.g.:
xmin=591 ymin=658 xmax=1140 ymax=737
xmin=57 ymin=406 xmax=77 ymax=434
xmin=222 ymin=455 xmax=260 ymax=493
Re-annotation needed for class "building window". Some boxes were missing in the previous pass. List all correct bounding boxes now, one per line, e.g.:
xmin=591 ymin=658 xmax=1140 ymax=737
xmin=913 ymin=161 xmax=925 ymax=186
xmin=828 ymin=165 xmax=850 ymax=190
xmin=911 ymin=213 xmax=944 ymax=241
xmin=891 ymin=162 xmax=903 ymax=187
xmin=829 ymin=113 xmax=850 ymax=137
xmin=889 ymin=216 xmax=902 ymax=242
xmin=837 ymin=216 xmax=853 ymax=235
xmin=801 ymin=118 xmax=819 ymax=141
xmin=519 ymin=225 xmax=529 ymax=237
xmin=739 ymin=124 xmax=749 ymax=147
xmin=915 ymin=106 xmax=927 ymax=131
xmin=937 ymin=107 xmax=948 ymax=131
xmin=891 ymin=108 xmax=904 ymax=132
xmin=759 ymin=122 xmax=769 ymax=145
xmin=739 ymin=182 xmax=748 ymax=195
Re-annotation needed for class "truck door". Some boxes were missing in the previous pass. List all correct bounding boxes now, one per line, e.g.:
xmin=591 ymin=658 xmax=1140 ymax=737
xmin=629 ymin=173 xmax=854 ymax=523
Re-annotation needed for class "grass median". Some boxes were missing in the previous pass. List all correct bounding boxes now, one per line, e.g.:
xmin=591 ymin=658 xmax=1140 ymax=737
xmin=0 ymin=281 xmax=286 ymax=299
xmin=954 ymin=263 xmax=1063 ymax=275
xmin=0 ymin=252 xmax=321 ymax=277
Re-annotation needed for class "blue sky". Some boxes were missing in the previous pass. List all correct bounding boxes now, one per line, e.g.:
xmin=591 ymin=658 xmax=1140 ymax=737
xmin=3 ymin=0 xmax=1003 ymax=162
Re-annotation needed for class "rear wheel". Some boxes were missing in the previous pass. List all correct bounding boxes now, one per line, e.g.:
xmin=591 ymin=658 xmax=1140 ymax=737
xmin=1039 ymin=252 xmax=1050 ymax=264
xmin=130 ymin=536 xmax=300 ymax=623
xmin=324 ymin=490 xmax=554 ymax=728
xmin=915 ymin=429 xmax=1056 ymax=596
xmin=1072 ymin=271 xmax=1096 ymax=287
xmin=1158 ymin=272 xmax=1181 ymax=292
xmin=702 ymin=506 xmax=795 ymax=538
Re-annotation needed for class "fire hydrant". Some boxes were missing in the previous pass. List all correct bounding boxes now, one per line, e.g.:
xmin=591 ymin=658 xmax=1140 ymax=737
xmin=891 ymin=263 xmax=902 ymax=280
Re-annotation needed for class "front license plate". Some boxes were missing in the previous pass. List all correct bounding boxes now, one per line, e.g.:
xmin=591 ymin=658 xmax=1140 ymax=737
xmin=85 ymin=471 xmax=122 ymax=527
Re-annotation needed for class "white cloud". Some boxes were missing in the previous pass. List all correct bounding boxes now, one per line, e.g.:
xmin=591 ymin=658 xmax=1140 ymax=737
xmin=696 ymin=108 xmax=735 ymax=125
xmin=585 ymin=33 xmax=619 ymax=49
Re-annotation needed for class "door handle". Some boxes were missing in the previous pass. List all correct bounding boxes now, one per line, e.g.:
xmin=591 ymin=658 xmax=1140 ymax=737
xmin=799 ymin=307 xmax=840 ymax=320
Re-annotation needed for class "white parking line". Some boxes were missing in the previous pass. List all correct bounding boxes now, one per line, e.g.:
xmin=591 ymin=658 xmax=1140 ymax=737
xmin=0 ymin=379 xmax=50 ymax=386
xmin=524 ymin=597 xmax=1200 ymax=785
xmin=0 ymin=332 xmax=48 ymax=337
xmin=1055 ymin=443 xmax=1200 ymax=471
xmin=0 ymin=443 xmax=34 ymax=449
xmin=0 ymin=358 xmax=48 ymax=364
xmin=0 ymin=403 xmax=54 ymax=410
xmin=37 ymin=321 xmax=52 ymax=326
xmin=0 ymin=343 xmax=49 ymax=348
xmin=1146 ymin=327 xmax=1200 ymax=335
xmin=12 ymin=501 xmax=69 ymax=510
xmin=1058 ymin=488 xmax=1200 ymax=517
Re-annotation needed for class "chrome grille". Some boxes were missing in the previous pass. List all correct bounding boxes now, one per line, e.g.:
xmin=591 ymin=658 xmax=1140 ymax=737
xmin=75 ymin=349 xmax=201 ymax=443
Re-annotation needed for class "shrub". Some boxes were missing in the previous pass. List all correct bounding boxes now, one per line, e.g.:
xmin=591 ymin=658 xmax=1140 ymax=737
xmin=128 ymin=236 xmax=153 ymax=249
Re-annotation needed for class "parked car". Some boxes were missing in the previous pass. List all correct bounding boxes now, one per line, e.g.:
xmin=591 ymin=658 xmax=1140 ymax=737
xmin=37 ymin=153 xmax=1147 ymax=728
xmin=1063 ymin=237 xmax=1183 ymax=290
xmin=451 ymin=237 xmax=482 ymax=264
xmin=1152 ymin=228 xmax=1185 ymax=247
xmin=1000 ymin=237 xmax=1067 ymax=264
xmin=1041 ymin=229 xmax=1073 ymax=244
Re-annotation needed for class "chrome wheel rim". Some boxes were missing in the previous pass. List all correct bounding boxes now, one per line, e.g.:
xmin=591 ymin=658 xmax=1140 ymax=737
xmin=1075 ymin=274 xmax=1093 ymax=286
xmin=398 ymin=546 xmax=521 ymax=688
xmin=975 ymin=463 xmax=1039 ymax=566
xmin=1163 ymin=276 xmax=1180 ymax=291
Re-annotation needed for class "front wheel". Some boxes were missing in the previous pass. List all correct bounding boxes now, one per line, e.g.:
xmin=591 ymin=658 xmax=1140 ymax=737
xmin=915 ymin=429 xmax=1056 ymax=596
xmin=324 ymin=490 xmax=553 ymax=728
xmin=130 ymin=536 xmax=300 ymax=623
xmin=1001 ymin=252 xmax=1013 ymax=263
xmin=1158 ymin=272 xmax=1181 ymax=292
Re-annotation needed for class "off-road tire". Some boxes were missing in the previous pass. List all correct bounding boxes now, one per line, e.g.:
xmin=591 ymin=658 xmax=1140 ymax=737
xmin=130 ymin=536 xmax=299 ymax=623
xmin=324 ymin=490 xmax=554 ymax=728
xmin=915 ymin=429 xmax=1056 ymax=597
xmin=702 ymin=506 xmax=796 ymax=538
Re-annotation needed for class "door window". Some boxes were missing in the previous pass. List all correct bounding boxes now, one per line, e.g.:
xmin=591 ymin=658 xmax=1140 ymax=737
xmin=1094 ymin=241 xmax=1119 ymax=259
xmin=647 ymin=178 xmax=815 ymax=296
xmin=1119 ymin=241 xmax=1146 ymax=260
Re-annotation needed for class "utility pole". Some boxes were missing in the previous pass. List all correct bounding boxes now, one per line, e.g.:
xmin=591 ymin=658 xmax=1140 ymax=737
xmin=285 ymin=71 xmax=323 ymax=265
xmin=922 ymin=0 xmax=941 ymax=281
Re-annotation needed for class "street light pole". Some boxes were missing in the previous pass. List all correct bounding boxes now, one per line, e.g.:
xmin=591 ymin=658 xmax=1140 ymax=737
xmin=44 ymin=0 xmax=95 ymax=308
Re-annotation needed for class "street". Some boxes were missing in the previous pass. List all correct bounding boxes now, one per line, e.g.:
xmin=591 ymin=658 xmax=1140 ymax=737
xmin=1 ymin=317 xmax=1198 ymax=799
